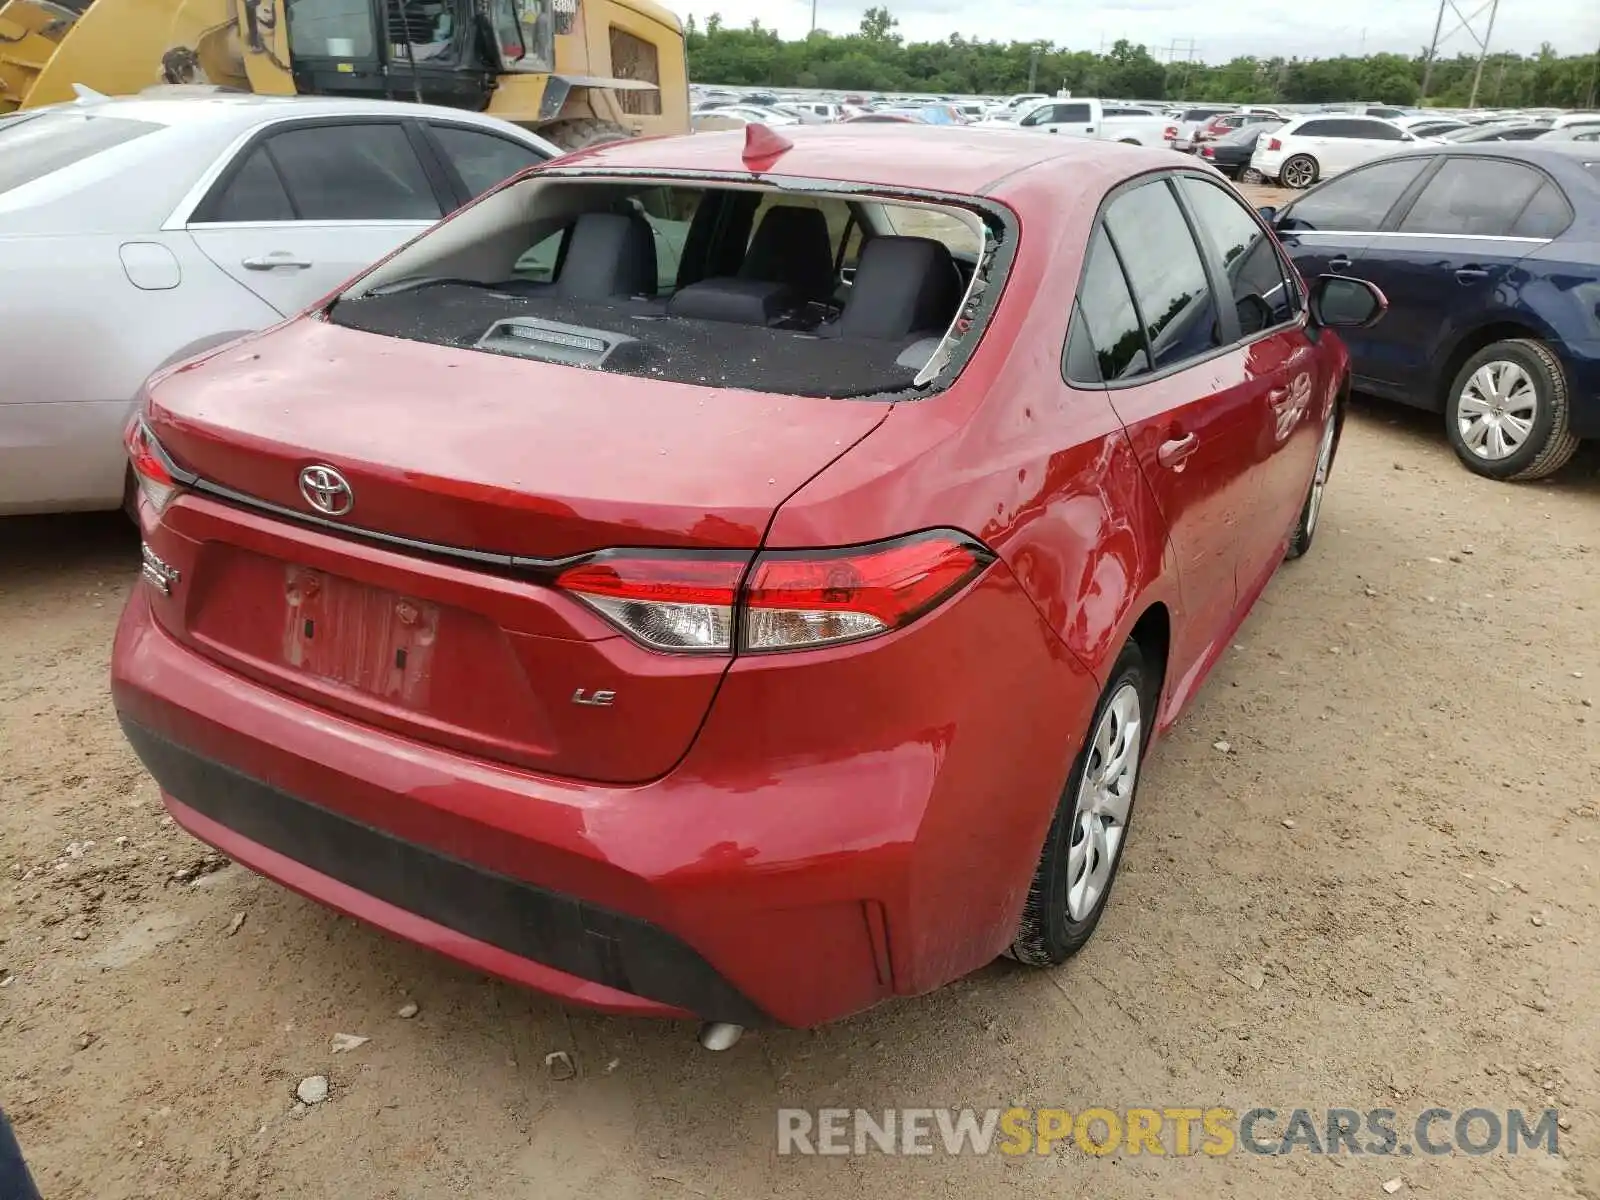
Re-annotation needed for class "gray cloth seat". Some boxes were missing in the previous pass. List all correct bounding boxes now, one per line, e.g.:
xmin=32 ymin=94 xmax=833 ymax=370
xmin=831 ymin=235 xmax=964 ymax=341
xmin=503 ymin=213 xmax=658 ymax=301
xmin=737 ymin=205 xmax=836 ymax=302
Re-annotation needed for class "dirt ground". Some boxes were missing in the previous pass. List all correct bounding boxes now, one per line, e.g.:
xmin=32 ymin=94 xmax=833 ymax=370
xmin=3 ymin=390 xmax=1599 ymax=1197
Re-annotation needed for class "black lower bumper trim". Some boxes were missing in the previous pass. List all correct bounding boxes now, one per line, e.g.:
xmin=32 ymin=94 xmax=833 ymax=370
xmin=119 ymin=718 xmax=768 ymax=1026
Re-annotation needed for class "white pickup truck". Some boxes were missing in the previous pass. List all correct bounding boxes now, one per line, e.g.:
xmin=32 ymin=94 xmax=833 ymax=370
xmin=992 ymin=98 xmax=1171 ymax=147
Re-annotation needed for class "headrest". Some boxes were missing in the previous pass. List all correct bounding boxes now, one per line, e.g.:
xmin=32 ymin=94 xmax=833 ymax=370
xmin=667 ymin=278 xmax=793 ymax=325
xmin=839 ymin=236 xmax=962 ymax=340
xmin=553 ymin=212 xmax=658 ymax=300
xmin=739 ymin=205 xmax=835 ymax=300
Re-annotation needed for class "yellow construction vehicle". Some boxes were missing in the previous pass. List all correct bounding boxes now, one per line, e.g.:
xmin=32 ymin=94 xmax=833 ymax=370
xmin=0 ymin=0 xmax=688 ymax=149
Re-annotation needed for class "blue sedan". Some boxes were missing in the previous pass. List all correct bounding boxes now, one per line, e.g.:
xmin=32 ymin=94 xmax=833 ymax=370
xmin=1260 ymin=143 xmax=1599 ymax=480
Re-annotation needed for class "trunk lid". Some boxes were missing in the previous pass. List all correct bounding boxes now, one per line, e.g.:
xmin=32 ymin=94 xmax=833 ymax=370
xmin=150 ymin=319 xmax=887 ymax=558
xmin=143 ymin=318 xmax=890 ymax=783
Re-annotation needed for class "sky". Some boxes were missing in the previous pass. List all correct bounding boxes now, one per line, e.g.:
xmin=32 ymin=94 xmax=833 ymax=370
xmin=679 ymin=0 xmax=1598 ymax=63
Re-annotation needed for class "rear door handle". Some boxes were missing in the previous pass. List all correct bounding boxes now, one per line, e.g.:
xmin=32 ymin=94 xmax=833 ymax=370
xmin=1328 ymin=255 xmax=1353 ymax=271
xmin=1455 ymin=265 xmax=1489 ymax=282
xmin=242 ymin=253 xmax=313 ymax=271
xmin=1157 ymin=433 xmax=1199 ymax=470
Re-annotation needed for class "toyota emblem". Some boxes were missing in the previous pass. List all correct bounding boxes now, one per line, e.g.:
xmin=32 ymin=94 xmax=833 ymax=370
xmin=299 ymin=465 xmax=354 ymax=517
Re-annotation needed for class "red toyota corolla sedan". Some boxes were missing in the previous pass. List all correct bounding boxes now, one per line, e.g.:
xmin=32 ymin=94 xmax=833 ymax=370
xmin=111 ymin=126 xmax=1384 ymax=1036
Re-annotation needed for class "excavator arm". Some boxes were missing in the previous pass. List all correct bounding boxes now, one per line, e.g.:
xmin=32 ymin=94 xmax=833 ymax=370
xmin=0 ymin=0 xmax=292 ymax=113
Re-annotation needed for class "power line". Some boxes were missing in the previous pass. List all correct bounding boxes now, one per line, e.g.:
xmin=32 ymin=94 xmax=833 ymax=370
xmin=1420 ymin=0 xmax=1504 ymax=102
xmin=1467 ymin=0 xmax=1502 ymax=106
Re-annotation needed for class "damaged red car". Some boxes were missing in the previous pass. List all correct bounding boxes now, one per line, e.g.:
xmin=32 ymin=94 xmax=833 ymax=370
xmin=112 ymin=125 xmax=1385 ymax=1038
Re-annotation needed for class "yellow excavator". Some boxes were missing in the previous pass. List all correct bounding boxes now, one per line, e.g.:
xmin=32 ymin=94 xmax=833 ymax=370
xmin=0 ymin=0 xmax=689 ymax=149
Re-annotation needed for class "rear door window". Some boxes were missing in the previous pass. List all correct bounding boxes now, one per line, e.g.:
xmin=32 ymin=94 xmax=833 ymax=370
xmin=429 ymin=124 xmax=548 ymax=199
xmin=259 ymin=123 xmax=441 ymax=220
xmin=1103 ymin=179 xmax=1221 ymax=372
xmin=0 ymin=111 xmax=162 ymax=195
xmin=202 ymin=146 xmax=295 ymax=222
xmin=1073 ymin=228 xmax=1149 ymax=382
xmin=1397 ymin=158 xmax=1548 ymax=236
xmin=1279 ymin=157 xmax=1431 ymax=232
xmin=1509 ymin=181 xmax=1573 ymax=238
xmin=1345 ymin=119 xmax=1406 ymax=141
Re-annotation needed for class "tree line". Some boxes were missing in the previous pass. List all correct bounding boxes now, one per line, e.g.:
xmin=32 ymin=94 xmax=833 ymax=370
xmin=686 ymin=6 xmax=1600 ymax=109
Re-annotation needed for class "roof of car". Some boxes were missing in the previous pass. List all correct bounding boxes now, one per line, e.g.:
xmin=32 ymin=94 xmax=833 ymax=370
xmin=551 ymin=124 xmax=1179 ymax=197
xmin=1403 ymin=141 xmax=1600 ymax=165
xmin=51 ymin=92 xmax=520 ymax=133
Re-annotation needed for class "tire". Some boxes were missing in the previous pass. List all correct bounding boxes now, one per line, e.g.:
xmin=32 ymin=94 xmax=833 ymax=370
xmin=121 ymin=468 xmax=139 ymax=526
xmin=1118 ymin=137 xmax=1140 ymax=145
xmin=542 ymin=118 xmax=633 ymax=153
xmin=1444 ymin=338 xmax=1580 ymax=481
xmin=1285 ymin=403 xmax=1340 ymax=560
xmin=1280 ymin=154 xmax=1318 ymax=189
xmin=1010 ymin=642 xmax=1151 ymax=966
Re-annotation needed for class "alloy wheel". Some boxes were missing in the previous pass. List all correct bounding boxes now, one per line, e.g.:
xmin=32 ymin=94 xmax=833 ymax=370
xmin=1457 ymin=360 xmax=1538 ymax=461
xmin=1066 ymin=682 xmax=1141 ymax=921
xmin=1282 ymin=156 xmax=1315 ymax=188
xmin=1304 ymin=410 xmax=1338 ymax=537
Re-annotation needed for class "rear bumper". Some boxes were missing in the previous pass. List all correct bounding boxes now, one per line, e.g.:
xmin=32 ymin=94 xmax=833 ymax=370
xmin=112 ymin=563 xmax=1095 ymax=1026
xmin=1250 ymin=152 xmax=1284 ymax=180
xmin=121 ymin=719 xmax=759 ymax=1023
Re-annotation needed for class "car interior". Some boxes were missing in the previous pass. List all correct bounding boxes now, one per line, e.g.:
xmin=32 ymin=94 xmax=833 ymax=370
xmin=330 ymin=181 xmax=990 ymax=398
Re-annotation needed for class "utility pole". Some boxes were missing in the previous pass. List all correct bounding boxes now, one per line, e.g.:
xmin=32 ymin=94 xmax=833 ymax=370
xmin=1420 ymin=0 xmax=1447 ymax=100
xmin=1027 ymin=45 xmax=1040 ymax=93
xmin=1587 ymin=35 xmax=1599 ymax=108
xmin=1466 ymin=0 xmax=1500 ymax=107
xmin=810 ymin=0 xmax=818 ymax=34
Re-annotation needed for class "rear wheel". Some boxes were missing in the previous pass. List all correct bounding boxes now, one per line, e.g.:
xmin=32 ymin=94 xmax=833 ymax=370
xmin=1280 ymin=154 xmax=1318 ymax=189
xmin=1010 ymin=643 xmax=1149 ymax=966
xmin=543 ymin=118 xmax=633 ymax=153
xmin=1445 ymin=339 xmax=1579 ymax=481
xmin=1285 ymin=406 xmax=1340 ymax=560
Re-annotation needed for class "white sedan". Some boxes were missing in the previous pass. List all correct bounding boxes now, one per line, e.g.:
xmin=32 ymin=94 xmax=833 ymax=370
xmin=0 ymin=92 xmax=559 ymax=515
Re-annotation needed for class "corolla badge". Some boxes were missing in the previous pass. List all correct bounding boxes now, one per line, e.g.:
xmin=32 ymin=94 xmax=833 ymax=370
xmin=299 ymin=465 xmax=354 ymax=517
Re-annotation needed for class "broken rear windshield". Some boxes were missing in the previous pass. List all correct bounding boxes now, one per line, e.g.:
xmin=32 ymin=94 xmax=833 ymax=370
xmin=329 ymin=179 xmax=1002 ymax=399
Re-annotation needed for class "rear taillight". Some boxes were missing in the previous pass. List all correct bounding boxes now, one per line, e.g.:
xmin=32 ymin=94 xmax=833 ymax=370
xmin=556 ymin=531 xmax=994 ymax=655
xmin=123 ymin=416 xmax=185 ymax=514
xmin=1267 ymin=137 xmax=1282 ymax=151
xmin=1163 ymin=125 xmax=1178 ymax=140
xmin=1201 ymin=145 xmax=1215 ymax=158
xmin=554 ymin=554 xmax=743 ymax=652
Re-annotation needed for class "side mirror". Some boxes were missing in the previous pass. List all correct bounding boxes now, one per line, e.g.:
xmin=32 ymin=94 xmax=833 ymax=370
xmin=1309 ymin=274 xmax=1388 ymax=330
xmin=1256 ymin=205 xmax=1277 ymax=224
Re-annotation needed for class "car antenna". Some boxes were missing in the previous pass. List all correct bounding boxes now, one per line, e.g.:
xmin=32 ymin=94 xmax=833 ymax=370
xmin=395 ymin=0 xmax=425 ymax=103
xmin=71 ymin=83 xmax=110 ymax=105
xmin=742 ymin=123 xmax=793 ymax=172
